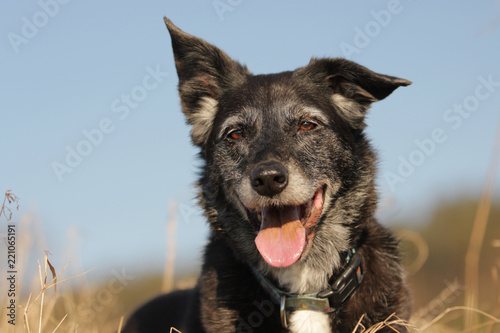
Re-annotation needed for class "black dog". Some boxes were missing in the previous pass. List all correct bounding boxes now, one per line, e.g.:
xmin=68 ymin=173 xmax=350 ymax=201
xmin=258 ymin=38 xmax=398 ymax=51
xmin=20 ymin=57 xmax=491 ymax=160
xmin=123 ymin=18 xmax=412 ymax=333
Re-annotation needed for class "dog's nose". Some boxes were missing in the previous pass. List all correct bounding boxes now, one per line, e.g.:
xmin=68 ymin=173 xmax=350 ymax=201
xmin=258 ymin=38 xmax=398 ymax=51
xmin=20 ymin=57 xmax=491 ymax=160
xmin=250 ymin=161 xmax=288 ymax=197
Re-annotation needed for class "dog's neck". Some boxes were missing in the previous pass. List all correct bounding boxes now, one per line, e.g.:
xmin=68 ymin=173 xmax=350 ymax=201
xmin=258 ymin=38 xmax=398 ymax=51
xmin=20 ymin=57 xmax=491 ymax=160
xmin=272 ymin=261 xmax=330 ymax=294
xmin=252 ymin=248 xmax=363 ymax=330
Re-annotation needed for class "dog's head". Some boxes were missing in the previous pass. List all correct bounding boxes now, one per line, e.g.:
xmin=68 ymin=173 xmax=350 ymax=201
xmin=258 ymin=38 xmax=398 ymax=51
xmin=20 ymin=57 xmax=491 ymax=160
xmin=164 ymin=18 xmax=410 ymax=271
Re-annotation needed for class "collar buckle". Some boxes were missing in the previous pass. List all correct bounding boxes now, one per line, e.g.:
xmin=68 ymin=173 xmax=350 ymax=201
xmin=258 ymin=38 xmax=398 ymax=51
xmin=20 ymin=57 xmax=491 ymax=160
xmin=280 ymin=295 xmax=288 ymax=328
xmin=317 ymin=251 xmax=363 ymax=309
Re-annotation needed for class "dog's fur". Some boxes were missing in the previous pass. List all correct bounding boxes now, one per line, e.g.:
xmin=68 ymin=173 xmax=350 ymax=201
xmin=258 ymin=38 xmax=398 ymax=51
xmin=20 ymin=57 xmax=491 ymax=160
xmin=123 ymin=18 xmax=412 ymax=333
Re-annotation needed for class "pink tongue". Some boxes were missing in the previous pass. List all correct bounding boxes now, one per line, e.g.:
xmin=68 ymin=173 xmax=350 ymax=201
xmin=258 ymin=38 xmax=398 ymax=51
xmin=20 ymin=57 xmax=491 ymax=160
xmin=255 ymin=205 xmax=306 ymax=267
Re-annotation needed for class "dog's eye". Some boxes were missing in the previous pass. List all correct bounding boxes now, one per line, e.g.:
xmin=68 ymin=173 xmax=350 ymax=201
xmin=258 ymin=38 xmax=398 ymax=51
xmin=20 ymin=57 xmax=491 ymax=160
xmin=228 ymin=129 xmax=243 ymax=140
xmin=299 ymin=121 xmax=317 ymax=131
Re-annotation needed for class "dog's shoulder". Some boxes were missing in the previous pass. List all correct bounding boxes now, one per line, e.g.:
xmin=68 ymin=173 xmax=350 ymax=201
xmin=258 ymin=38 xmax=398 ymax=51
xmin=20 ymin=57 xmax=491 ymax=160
xmin=122 ymin=288 xmax=202 ymax=333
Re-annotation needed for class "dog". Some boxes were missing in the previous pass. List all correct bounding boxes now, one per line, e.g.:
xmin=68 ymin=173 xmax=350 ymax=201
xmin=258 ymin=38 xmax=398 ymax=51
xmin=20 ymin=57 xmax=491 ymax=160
xmin=123 ymin=17 xmax=412 ymax=333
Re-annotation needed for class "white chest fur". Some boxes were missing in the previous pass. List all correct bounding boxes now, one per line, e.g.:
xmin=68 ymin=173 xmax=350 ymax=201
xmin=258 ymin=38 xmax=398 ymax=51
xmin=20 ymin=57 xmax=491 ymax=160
xmin=288 ymin=311 xmax=331 ymax=333
xmin=269 ymin=263 xmax=333 ymax=333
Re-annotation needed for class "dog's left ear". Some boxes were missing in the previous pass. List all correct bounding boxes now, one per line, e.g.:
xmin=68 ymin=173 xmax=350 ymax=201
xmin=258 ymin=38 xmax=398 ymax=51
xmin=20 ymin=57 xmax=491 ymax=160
xmin=297 ymin=58 xmax=411 ymax=129
xmin=164 ymin=17 xmax=250 ymax=146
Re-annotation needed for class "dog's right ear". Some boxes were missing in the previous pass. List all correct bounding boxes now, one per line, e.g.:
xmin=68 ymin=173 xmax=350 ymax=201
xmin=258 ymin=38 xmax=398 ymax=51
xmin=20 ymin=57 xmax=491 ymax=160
xmin=164 ymin=17 xmax=249 ymax=146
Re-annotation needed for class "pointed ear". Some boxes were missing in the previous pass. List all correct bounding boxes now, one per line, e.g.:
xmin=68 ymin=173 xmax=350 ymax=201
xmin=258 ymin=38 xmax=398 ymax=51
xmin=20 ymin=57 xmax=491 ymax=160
xmin=164 ymin=17 xmax=250 ymax=146
xmin=297 ymin=58 xmax=411 ymax=129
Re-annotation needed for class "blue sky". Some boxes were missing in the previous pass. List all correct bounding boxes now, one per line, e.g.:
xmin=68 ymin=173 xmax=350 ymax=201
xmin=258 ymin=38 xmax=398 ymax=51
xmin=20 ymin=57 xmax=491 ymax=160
xmin=1 ymin=1 xmax=500 ymax=281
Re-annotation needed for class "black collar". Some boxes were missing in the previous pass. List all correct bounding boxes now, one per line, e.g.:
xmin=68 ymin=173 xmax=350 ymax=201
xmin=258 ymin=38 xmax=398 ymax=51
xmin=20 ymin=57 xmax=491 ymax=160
xmin=251 ymin=248 xmax=363 ymax=328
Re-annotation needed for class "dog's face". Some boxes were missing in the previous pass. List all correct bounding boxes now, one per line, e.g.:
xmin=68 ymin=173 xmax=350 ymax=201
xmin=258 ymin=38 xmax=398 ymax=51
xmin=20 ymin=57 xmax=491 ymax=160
xmin=209 ymin=73 xmax=367 ymax=268
xmin=164 ymin=18 xmax=410 ymax=270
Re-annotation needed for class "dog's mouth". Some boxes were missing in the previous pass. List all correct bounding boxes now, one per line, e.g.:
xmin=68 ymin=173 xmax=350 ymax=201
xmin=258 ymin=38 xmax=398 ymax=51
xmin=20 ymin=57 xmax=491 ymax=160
xmin=246 ymin=186 xmax=325 ymax=268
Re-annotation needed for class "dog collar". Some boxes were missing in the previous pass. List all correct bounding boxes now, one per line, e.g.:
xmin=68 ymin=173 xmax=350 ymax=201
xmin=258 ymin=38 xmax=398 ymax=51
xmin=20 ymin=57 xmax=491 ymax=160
xmin=251 ymin=248 xmax=363 ymax=328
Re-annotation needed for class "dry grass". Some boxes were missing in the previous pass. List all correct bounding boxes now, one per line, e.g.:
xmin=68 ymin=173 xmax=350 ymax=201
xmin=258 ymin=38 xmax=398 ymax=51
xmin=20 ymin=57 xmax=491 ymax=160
xmin=23 ymin=252 xmax=95 ymax=332
xmin=352 ymin=313 xmax=412 ymax=332
xmin=464 ymin=118 xmax=500 ymax=330
xmin=1 ymin=191 xmax=123 ymax=332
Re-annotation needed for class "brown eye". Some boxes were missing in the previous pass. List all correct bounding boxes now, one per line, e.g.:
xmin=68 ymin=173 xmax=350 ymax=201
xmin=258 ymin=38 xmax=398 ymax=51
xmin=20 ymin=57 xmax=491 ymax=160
xmin=228 ymin=129 xmax=243 ymax=140
xmin=300 ymin=121 xmax=316 ymax=131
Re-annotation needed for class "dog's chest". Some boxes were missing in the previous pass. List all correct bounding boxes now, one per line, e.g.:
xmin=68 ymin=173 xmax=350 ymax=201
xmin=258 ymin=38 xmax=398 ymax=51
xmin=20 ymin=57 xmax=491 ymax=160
xmin=274 ymin=264 xmax=333 ymax=333
xmin=288 ymin=311 xmax=331 ymax=333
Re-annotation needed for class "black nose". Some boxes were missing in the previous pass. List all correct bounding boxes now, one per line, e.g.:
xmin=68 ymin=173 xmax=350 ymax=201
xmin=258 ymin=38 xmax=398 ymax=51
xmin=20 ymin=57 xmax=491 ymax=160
xmin=250 ymin=161 xmax=288 ymax=197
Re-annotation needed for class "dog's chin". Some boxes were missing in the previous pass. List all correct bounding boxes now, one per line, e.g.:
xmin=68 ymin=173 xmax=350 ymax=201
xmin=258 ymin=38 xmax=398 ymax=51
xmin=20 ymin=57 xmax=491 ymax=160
xmin=245 ymin=186 xmax=326 ymax=268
